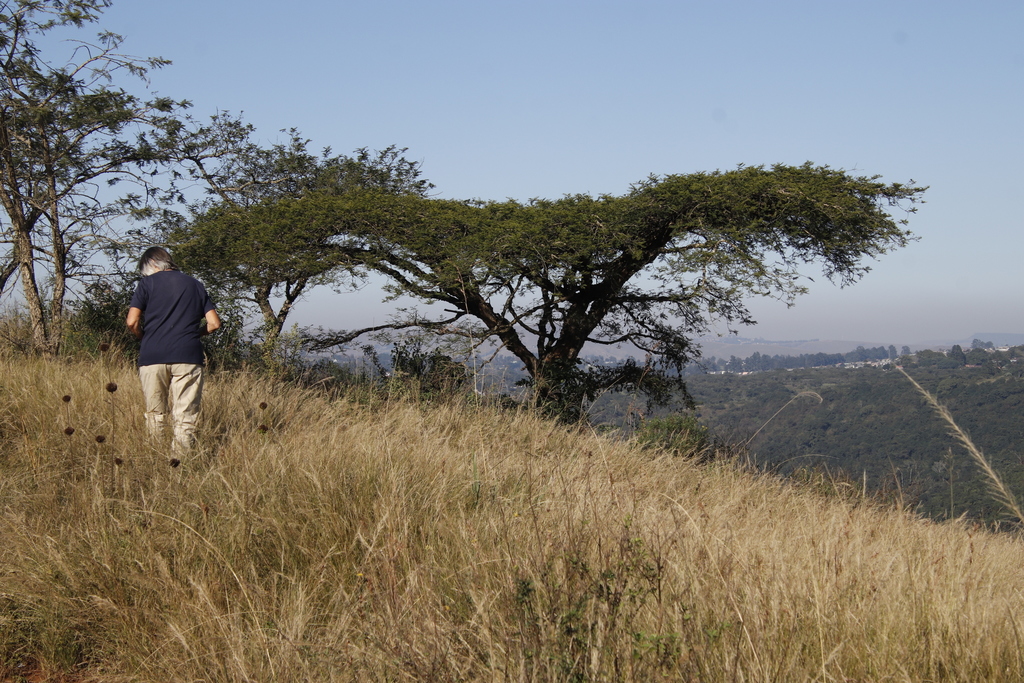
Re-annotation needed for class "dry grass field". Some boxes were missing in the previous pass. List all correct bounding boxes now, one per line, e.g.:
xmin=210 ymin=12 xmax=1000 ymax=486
xmin=0 ymin=351 xmax=1022 ymax=681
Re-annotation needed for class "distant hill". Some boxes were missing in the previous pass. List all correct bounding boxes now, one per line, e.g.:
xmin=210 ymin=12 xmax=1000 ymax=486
xmin=967 ymin=333 xmax=1024 ymax=347
xmin=694 ymin=332 xmax=1024 ymax=360
xmin=694 ymin=337 xmax=885 ymax=359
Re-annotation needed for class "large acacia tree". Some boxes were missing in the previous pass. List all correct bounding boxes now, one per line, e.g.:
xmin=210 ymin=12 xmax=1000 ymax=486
xmin=0 ymin=0 xmax=184 ymax=354
xmin=313 ymin=163 xmax=925 ymax=409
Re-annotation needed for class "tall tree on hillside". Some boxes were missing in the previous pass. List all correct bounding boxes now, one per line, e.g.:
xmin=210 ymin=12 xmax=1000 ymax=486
xmin=160 ymin=114 xmax=432 ymax=347
xmin=313 ymin=163 xmax=925 ymax=416
xmin=948 ymin=344 xmax=966 ymax=367
xmin=0 ymin=0 xmax=185 ymax=354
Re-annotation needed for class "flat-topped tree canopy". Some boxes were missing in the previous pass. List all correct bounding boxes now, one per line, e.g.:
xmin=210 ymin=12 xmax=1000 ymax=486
xmin=312 ymin=163 xmax=925 ymax=416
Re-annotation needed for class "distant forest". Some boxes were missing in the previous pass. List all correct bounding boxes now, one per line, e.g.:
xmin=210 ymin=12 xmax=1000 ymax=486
xmin=694 ymin=338 xmax=1000 ymax=375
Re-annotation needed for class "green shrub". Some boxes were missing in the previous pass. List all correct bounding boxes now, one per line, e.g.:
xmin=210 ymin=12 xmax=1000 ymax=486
xmin=635 ymin=413 xmax=711 ymax=459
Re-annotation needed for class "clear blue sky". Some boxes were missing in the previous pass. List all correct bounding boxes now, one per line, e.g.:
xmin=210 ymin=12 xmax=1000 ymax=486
xmin=99 ymin=0 xmax=1023 ymax=346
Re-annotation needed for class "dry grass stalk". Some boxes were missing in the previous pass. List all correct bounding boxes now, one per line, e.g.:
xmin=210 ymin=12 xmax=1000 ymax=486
xmin=898 ymin=366 xmax=1024 ymax=523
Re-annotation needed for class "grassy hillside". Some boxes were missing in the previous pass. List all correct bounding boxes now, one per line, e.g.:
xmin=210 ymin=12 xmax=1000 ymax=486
xmin=1 ymin=353 xmax=1023 ymax=681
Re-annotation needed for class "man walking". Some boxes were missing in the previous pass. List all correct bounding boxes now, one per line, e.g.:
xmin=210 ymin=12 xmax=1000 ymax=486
xmin=126 ymin=247 xmax=221 ymax=454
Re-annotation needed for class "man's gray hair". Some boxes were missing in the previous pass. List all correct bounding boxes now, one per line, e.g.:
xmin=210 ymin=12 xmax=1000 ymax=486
xmin=138 ymin=246 xmax=179 ymax=276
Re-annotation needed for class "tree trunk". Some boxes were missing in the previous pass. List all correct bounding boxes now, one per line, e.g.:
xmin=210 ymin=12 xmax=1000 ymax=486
xmin=14 ymin=225 xmax=50 ymax=354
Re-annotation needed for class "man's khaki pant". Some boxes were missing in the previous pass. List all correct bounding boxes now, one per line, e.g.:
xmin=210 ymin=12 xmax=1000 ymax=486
xmin=138 ymin=363 xmax=205 ymax=454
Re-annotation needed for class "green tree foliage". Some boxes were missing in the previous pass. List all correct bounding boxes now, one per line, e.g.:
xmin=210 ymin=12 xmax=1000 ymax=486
xmin=947 ymin=344 xmax=967 ymax=367
xmin=723 ymin=355 xmax=744 ymax=374
xmin=63 ymin=273 xmax=137 ymax=354
xmin=162 ymin=115 xmax=431 ymax=348
xmin=915 ymin=349 xmax=964 ymax=370
xmin=635 ymin=413 xmax=712 ymax=460
xmin=363 ymin=337 xmax=469 ymax=399
xmin=965 ymin=347 xmax=990 ymax=365
xmin=315 ymin=163 xmax=924 ymax=415
xmin=0 ymin=0 xmax=185 ymax=354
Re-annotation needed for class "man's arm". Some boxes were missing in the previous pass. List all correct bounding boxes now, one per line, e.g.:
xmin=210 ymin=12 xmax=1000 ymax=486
xmin=126 ymin=307 xmax=143 ymax=339
xmin=202 ymin=309 xmax=222 ymax=336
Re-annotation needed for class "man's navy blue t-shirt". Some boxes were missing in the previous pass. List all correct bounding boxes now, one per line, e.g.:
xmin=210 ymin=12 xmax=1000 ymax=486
xmin=129 ymin=270 xmax=216 ymax=366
